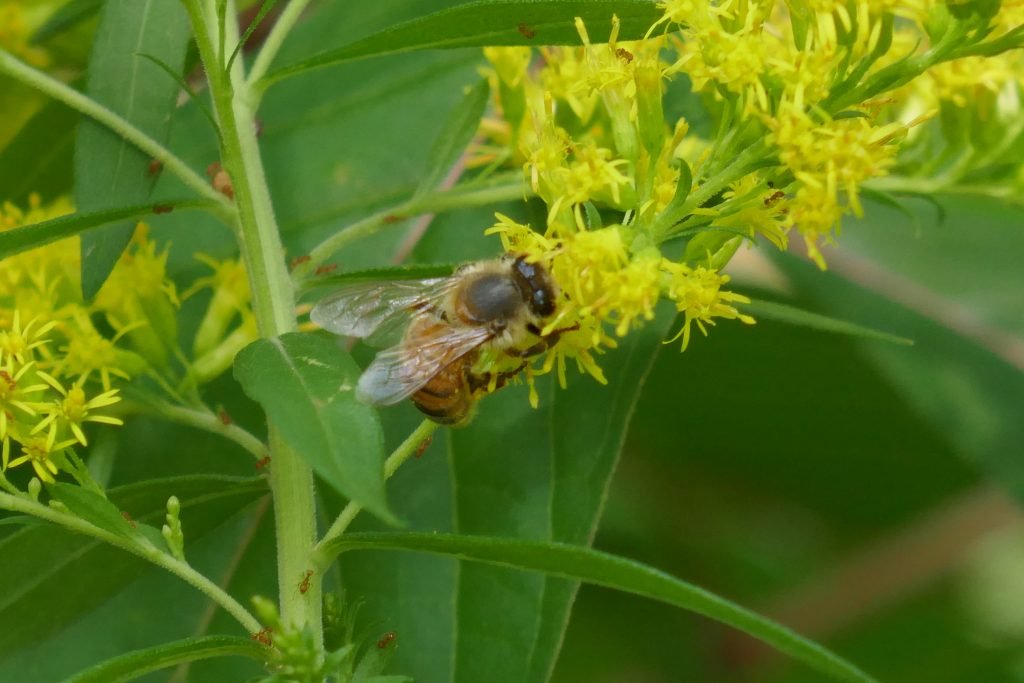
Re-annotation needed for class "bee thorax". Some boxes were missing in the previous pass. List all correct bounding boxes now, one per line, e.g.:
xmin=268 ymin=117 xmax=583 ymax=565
xmin=458 ymin=273 xmax=523 ymax=324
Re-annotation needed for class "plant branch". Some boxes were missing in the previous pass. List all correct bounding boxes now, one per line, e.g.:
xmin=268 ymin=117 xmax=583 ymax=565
xmin=183 ymin=0 xmax=320 ymax=644
xmin=294 ymin=175 xmax=529 ymax=280
xmin=246 ymin=0 xmax=312 ymax=91
xmin=139 ymin=401 xmax=267 ymax=460
xmin=313 ymin=419 xmax=439 ymax=569
xmin=0 ymin=48 xmax=230 ymax=212
xmin=0 ymin=491 xmax=262 ymax=633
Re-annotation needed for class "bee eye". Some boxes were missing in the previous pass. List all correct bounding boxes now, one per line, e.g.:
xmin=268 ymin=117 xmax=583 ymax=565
xmin=512 ymin=257 xmax=556 ymax=318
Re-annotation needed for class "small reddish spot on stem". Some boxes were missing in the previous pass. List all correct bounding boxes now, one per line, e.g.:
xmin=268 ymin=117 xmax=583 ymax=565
xmin=616 ymin=48 xmax=634 ymax=63
xmin=255 ymin=455 xmax=271 ymax=470
xmin=121 ymin=511 xmax=138 ymax=529
xmin=152 ymin=203 xmax=174 ymax=214
xmin=415 ymin=436 xmax=433 ymax=459
xmin=517 ymin=23 xmax=536 ymax=39
xmin=290 ymin=254 xmax=311 ymax=269
xmin=252 ymin=628 xmax=273 ymax=646
xmin=217 ymin=407 xmax=232 ymax=425
xmin=377 ymin=631 xmax=396 ymax=649
xmin=299 ymin=569 xmax=313 ymax=594
xmin=314 ymin=264 xmax=338 ymax=276
xmin=147 ymin=159 xmax=163 ymax=177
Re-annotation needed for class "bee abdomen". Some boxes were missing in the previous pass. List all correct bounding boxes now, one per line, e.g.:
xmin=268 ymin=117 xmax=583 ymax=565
xmin=412 ymin=361 xmax=473 ymax=425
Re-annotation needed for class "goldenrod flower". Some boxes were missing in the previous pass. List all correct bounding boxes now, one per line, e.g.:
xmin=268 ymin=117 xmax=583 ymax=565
xmin=32 ymin=374 xmax=123 ymax=447
xmin=0 ymin=311 xmax=55 ymax=371
xmin=7 ymin=433 xmax=75 ymax=484
xmin=663 ymin=261 xmax=755 ymax=351
xmin=0 ymin=361 xmax=47 ymax=466
xmin=475 ymin=4 xmax=1022 ymax=401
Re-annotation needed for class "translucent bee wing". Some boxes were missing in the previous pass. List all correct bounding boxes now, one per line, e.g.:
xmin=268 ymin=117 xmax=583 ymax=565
xmin=309 ymin=278 xmax=456 ymax=341
xmin=356 ymin=323 xmax=493 ymax=406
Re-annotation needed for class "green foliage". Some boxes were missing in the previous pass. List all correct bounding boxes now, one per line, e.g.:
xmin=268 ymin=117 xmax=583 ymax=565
xmin=0 ymin=1 xmax=1022 ymax=682
xmin=74 ymin=0 xmax=191 ymax=299
xmin=61 ymin=635 xmax=267 ymax=683
xmin=260 ymin=0 xmax=664 ymax=87
xmin=234 ymin=332 xmax=392 ymax=522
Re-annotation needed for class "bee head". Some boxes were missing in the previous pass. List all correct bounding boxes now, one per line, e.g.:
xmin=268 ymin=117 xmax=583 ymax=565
xmin=510 ymin=255 xmax=557 ymax=319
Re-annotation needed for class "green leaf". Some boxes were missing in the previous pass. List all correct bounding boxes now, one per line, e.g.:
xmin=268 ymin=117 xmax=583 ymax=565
xmin=75 ymin=0 xmax=191 ymax=299
xmin=300 ymin=263 xmax=460 ymax=296
xmin=61 ymin=635 xmax=266 ymax=683
xmin=135 ymin=52 xmax=219 ymax=135
xmin=0 ymin=200 xmax=211 ymax=260
xmin=31 ymin=0 xmax=105 ymax=44
xmin=226 ymin=0 xmax=278 ymax=74
xmin=326 ymin=532 xmax=878 ymax=683
xmin=233 ymin=332 xmax=393 ymax=523
xmin=0 ymin=98 xmax=77 ymax=203
xmin=0 ymin=476 xmax=266 ymax=658
xmin=261 ymin=0 xmax=664 ymax=88
xmin=413 ymin=79 xmax=490 ymax=199
xmin=50 ymin=482 xmax=146 ymax=543
xmin=744 ymin=298 xmax=914 ymax=346
xmin=338 ymin=254 xmax=678 ymax=683
xmin=833 ymin=109 xmax=872 ymax=120
xmin=0 ymin=515 xmax=42 ymax=529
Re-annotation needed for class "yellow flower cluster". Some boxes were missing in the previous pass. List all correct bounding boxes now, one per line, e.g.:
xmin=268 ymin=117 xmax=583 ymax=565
xmin=487 ymin=214 xmax=753 ymax=394
xmin=0 ymin=197 xmax=167 ymax=482
xmin=475 ymin=2 xmax=1022 ymax=394
xmin=0 ymin=194 xmax=265 ymax=482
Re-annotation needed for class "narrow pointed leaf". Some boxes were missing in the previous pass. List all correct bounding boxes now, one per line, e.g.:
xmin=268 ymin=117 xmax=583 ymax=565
xmin=325 ymin=532 xmax=878 ymax=683
xmin=300 ymin=263 xmax=460 ymax=294
xmin=233 ymin=332 xmax=393 ymax=523
xmin=0 ymin=476 xmax=266 ymax=657
xmin=0 ymin=200 xmax=211 ymax=260
xmin=413 ymin=79 xmax=490 ymax=199
xmin=62 ymin=635 xmax=267 ymax=683
xmin=745 ymin=298 xmax=914 ymax=346
xmin=50 ymin=483 xmax=147 ymax=543
xmin=262 ymin=0 xmax=664 ymax=87
xmin=75 ymin=0 xmax=191 ymax=299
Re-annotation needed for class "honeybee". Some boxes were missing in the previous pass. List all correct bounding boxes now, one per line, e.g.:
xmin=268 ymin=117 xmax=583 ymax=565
xmin=311 ymin=255 xmax=560 ymax=424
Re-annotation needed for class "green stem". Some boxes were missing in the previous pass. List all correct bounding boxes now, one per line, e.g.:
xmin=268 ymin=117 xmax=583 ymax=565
xmin=650 ymin=139 xmax=772 ymax=240
xmin=183 ymin=0 xmax=320 ymax=642
xmin=0 ymin=491 xmax=261 ymax=633
xmin=312 ymin=419 xmax=439 ymax=569
xmin=139 ymin=401 xmax=267 ymax=460
xmin=0 ymin=48 xmax=229 ymax=212
xmin=295 ymin=176 xmax=529 ymax=280
xmin=864 ymin=177 xmax=1024 ymax=206
xmin=246 ymin=0 xmax=313 ymax=91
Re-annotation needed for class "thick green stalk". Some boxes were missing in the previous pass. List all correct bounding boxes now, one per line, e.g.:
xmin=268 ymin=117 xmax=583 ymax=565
xmin=183 ymin=0 xmax=320 ymax=643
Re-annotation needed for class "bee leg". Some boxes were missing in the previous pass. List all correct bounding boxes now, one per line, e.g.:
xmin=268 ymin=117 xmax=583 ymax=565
xmin=469 ymin=361 xmax=527 ymax=394
xmin=512 ymin=322 xmax=581 ymax=358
